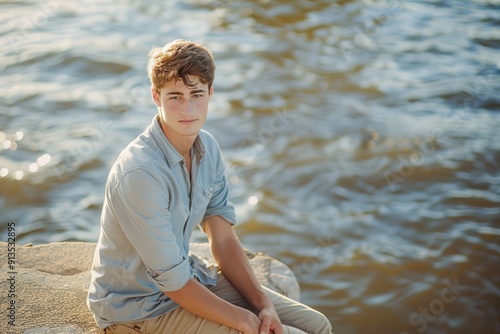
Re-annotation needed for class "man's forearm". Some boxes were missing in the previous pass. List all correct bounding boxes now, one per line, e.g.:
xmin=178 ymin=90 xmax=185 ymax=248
xmin=205 ymin=216 xmax=274 ymax=312
xmin=164 ymin=278 xmax=259 ymax=332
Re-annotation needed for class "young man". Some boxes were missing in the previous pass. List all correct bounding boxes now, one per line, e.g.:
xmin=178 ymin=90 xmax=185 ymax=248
xmin=87 ymin=39 xmax=333 ymax=334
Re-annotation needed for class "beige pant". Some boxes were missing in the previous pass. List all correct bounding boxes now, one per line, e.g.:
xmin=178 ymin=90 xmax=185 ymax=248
xmin=105 ymin=273 xmax=333 ymax=334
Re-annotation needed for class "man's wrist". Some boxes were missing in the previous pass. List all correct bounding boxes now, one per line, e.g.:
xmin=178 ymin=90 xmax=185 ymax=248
xmin=236 ymin=308 xmax=260 ymax=332
xmin=252 ymin=292 xmax=275 ymax=313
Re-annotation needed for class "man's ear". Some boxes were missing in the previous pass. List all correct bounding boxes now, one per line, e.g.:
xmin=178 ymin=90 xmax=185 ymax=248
xmin=151 ymin=87 xmax=161 ymax=107
xmin=209 ymin=85 xmax=214 ymax=99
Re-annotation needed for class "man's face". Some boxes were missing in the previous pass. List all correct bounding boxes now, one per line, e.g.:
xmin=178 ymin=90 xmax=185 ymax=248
xmin=152 ymin=75 xmax=213 ymax=140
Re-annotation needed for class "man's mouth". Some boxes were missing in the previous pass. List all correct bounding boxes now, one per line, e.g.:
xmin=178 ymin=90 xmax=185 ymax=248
xmin=179 ymin=119 xmax=197 ymax=124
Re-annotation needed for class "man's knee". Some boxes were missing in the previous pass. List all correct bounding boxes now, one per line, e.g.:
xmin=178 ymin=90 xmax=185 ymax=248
xmin=307 ymin=311 xmax=333 ymax=334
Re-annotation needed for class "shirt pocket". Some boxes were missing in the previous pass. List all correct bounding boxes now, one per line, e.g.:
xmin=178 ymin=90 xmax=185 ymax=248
xmin=193 ymin=182 xmax=223 ymax=211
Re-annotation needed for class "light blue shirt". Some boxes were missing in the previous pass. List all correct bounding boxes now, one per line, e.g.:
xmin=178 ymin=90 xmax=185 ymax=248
xmin=87 ymin=115 xmax=236 ymax=329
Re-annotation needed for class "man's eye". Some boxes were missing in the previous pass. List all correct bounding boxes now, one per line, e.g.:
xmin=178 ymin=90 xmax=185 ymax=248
xmin=169 ymin=96 xmax=181 ymax=100
xmin=192 ymin=94 xmax=203 ymax=99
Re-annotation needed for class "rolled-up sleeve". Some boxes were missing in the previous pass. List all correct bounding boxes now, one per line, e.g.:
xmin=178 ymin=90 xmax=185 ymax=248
xmin=204 ymin=175 xmax=236 ymax=225
xmin=111 ymin=168 xmax=192 ymax=292
xmin=146 ymin=260 xmax=191 ymax=292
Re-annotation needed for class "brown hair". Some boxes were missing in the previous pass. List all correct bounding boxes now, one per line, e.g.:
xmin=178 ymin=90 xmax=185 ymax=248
xmin=147 ymin=39 xmax=215 ymax=93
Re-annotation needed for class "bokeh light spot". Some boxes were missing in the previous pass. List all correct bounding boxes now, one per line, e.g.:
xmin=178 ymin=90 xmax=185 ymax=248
xmin=248 ymin=195 xmax=259 ymax=206
xmin=230 ymin=175 xmax=239 ymax=184
xmin=37 ymin=154 xmax=51 ymax=166
xmin=29 ymin=163 xmax=39 ymax=173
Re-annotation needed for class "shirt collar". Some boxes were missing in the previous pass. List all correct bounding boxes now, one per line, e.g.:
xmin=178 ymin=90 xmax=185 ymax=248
xmin=150 ymin=115 xmax=205 ymax=168
xmin=192 ymin=132 xmax=205 ymax=161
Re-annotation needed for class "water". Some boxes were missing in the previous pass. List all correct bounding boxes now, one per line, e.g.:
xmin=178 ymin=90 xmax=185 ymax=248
xmin=1 ymin=0 xmax=500 ymax=333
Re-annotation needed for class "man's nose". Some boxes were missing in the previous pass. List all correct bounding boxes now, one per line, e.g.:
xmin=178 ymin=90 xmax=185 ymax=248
xmin=182 ymin=100 xmax=195 ymax=114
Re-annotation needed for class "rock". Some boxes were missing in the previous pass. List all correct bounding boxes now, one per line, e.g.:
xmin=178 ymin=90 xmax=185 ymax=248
xmin=0 ymin=242 xmax=300 ymax=333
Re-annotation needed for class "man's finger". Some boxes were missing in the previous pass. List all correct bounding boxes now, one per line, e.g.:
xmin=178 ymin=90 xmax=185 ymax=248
xmin=259 ymin=316 xmax=271 ymax=334
xmin=273 ymin=323 xmax=283 ymax=334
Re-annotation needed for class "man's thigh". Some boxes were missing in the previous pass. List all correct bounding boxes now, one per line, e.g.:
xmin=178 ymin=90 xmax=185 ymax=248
xmin=208 ymin=271 xmax=331 ymax=333
xmin=104 ymin=322 xmax=145 ymax=334
xmin=145 ymin=307 xmax=306 ymax=334
xmin=207 ymin=271 xmax=250 ymax=309
xmin=145 ymin=307 xmax=241 ymax=334
xmin=263 ymin=286 xmax=333 ymax=334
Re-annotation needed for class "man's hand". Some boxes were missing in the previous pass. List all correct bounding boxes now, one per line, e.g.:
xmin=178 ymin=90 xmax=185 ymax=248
xmin=258 ymin=306 xmax=283 ymax=334
xmin=239 ymin=310 xmax=263 ymax=334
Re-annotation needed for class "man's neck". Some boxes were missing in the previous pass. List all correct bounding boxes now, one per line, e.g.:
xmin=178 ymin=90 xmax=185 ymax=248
xmin=159 ymin=120 xmax=197 ymax=158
